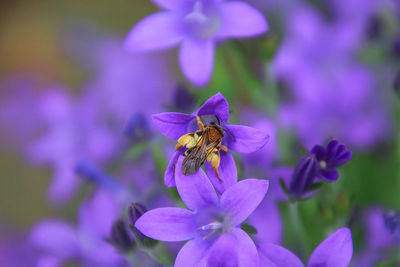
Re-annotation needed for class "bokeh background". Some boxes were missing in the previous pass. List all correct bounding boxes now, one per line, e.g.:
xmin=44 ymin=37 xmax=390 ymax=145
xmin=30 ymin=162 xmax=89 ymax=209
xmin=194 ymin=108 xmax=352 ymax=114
xmin=0 ymin=0 xmax=399 ymax=266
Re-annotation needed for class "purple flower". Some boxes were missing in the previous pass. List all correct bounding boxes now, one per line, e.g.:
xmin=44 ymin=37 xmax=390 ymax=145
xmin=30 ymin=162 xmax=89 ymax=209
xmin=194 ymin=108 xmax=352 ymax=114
xmin=311 ymin=139 xmax=352 ymax=182
xmin=153 ymin=93 xmax=269 ymax=193
xmin=30 ymin=191 xmax=127 ymax=267
xmin=124 ymin=0 xmax=268 ymax=86
xmin=259 ymin=227 xmax=353 ymax=267
xmin=135 ymin=157 xmax=269 ymax=267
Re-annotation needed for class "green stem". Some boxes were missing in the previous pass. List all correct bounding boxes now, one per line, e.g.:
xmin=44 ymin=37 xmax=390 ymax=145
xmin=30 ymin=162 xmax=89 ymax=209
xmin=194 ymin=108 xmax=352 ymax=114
xmin=288 ymin=202 xmax=311 ymax=259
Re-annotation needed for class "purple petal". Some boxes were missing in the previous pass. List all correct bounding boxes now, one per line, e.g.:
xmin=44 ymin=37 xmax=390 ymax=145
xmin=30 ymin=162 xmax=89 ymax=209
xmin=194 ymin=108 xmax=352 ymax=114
xmin=208 ymin=228 xmax=259 ymax=267
xmin=204 ymin=151 xmax=238 ymax=194
xmin=175 ymin=157 xmax=219 ymax=211
xmin=335 ymin=151 xmax=352 ymax=166
xmin=124 ymin=12 xmax=184 ymax=52
xmin=308 ymin=228 xmax=353 ymax=267
xmin=135 ymin=207 xmax=196 ymax=242
xmin=175 ymin=239 xmax=211 ymax=267
xmin=326 ymin=140 xmax=339 ymax=159
xmin=220 ymin=179 xmax=269 ymax=226
xmin=225 ymin=124 xmax=269 ymax=154
xmin=310 ymin=145 xmax=326 ymax=160
xmin=164 ymin=147 xmax=185 ymax=187
xmin=30 ymin=219 xmax=79 ymax=258
xmin=319 ymin=169 xmax=339 ymax=182
xmin=152 ymin=112 xmax=195 ymax=139
xmin=179 ymin=38 xmax=215 ymax=86
xmin=258 ymin=243 xmax=304 ymax=267
xmin=196 ymin=92 xmax=230 ymax=123
xmin=248 ymin=199 xmax=282 ymax=245
xmin=152 ymin=0 xmax=191 ymax=11
xmin=217 ymin=1 xmax=268 ymax=38
xmin=207 ymin=233 xmax=238 ymax=267
xmin=47 ymin=164 xmax=79 ymax=205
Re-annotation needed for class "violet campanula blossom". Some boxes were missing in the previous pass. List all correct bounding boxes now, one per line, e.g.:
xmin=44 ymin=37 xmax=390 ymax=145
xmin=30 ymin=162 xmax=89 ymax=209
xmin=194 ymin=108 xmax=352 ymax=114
xmin=29 ymin=191 xmax=128 ymax=267
xmin=288 ymin=139 xmax=351 ymax=199
xmin=311 ymin=139 xmax=352 ymax=182
xmin=135 ymin=157 xmax=269 ymax=267
xmin=275 ymin=6 xmax=391 ymax=149
xmin=259 ymin=227 xmax=353 ymax=267
xmin=152 ymin=92 xmax=269 ymax=193
xmin=124 ymin=0 xmax=268 ymax=86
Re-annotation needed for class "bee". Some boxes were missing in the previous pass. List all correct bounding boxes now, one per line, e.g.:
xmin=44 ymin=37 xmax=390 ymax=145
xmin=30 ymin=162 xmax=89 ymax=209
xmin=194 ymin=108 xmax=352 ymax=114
xmin=175 ymin=116 xmax=228 ymax=182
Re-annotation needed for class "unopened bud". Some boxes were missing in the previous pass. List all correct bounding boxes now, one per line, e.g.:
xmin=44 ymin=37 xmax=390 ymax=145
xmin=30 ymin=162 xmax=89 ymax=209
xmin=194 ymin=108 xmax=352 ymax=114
xmin=128 ymin=203 xmax=157 ymax=247
xmin=110 ymin=219 xmax=135 ymax=252
xmin=289 ymin=155 xmax=318 ymax=199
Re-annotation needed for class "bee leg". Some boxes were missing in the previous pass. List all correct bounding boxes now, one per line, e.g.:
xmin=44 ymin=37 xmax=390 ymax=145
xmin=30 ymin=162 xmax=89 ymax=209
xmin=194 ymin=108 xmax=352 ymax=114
xmin=208 ymin=151 xmax=222 ymax=183
xmin=176 ymin=133 xmax=196 ymax=150
xmin=196 ymin=116 xmax=205 ymax=131
xmin=219 ymin=145 xmax=228 ymax=153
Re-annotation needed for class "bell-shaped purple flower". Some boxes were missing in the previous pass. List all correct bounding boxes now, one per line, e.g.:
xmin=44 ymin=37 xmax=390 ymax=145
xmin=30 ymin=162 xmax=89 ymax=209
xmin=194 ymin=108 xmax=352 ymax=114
xmin=153 ymin=92 xmax=269 ymax=193
xmin=311 ymin=139 xmax=352 ymax=182
xmin=135 ymin=157 xmax=269 ymax=267
xmin=124 ymin=0 xmax=268 ymax=86
xmin=259 ymin=227 xmax=353 ymax=267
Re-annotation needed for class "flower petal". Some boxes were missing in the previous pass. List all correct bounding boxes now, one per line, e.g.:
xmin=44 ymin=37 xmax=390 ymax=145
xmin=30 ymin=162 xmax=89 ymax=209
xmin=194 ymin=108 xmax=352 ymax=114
xmin=175 ymin=157 xmax=219 ymax=211
xmin=48 ymin=163 xmax=79 ymax=205
xmin=225 ymin=124 xmax=269 ymax=154
xmin=220 ymin=179 xmax=269 ymax=226
xmin=135 ymin=207 xmax=196 ymax=242
xmin=208 ymin=228 xmax=259 ymax=267
xmin=196 ymin=92 xmax=230 ymax=123
xmin=152 ymin=112 xmax=195 ymax=139
xmin=164 ymin=147 xmax=185 ymax=187
xmin=319 ymin=169 xmax=339 ymax=182
xmin=205 ymin=151 xmax=238 ymax=194
xmin=29 ymin=219 xmax=79 ymax=258
xmin=175 ymin=238 xmax=211 ymax=267
xmin=179 ymin=38 xmax=215 ymax=86
xmin=308 ymin=228 xmax=353 ymax=267
xmin=217 ymin=1 xmax=268 ymax=38
xmin=124 ymin=12 xmax=184 ymax=52
xmin=152 ymin=0 xmax=191 ymax=11
xmin=258 ymin=243 xmax=304 ymax=267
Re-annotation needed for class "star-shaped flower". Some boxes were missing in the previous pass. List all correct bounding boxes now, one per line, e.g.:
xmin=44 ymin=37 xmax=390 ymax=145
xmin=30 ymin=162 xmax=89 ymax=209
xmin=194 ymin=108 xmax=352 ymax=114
xmin=124 ymin=0 xmax=268 ymax=86
xmin=153 ymin=92 xmax=269 ymax=193
xmin=135 ymin=158 xmax=269 ymax=267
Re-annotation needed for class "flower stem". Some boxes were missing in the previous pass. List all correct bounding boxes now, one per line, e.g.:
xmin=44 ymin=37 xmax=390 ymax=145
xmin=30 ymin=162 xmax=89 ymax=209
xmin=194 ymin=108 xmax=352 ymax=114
xmin=288 ymin=202 xmax=311 ymax=259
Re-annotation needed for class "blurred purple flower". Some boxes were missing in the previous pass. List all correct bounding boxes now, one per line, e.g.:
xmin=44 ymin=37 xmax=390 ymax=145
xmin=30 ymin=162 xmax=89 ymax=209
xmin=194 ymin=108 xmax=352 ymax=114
xmin=135 ymin=157 xmax=269 ymax=267
xmin=311 ymin=140 xmax=352 ymax=182
xmin=124 ymin=0 xmax=268 ymax=86
xmin=30 ymin=191 xmax=127 ymax=267
xmin=26 ymin=89 xmax=116 ymax=204
xmin=153 ymin=93 xmax=269 ymax=193
xmin=259 ymin=227 xmax=353 ymax=267
xmin=354 ymin=208 xmax=400 ymax=267
xmin=275 ymin=6 xmax=391 ymax=150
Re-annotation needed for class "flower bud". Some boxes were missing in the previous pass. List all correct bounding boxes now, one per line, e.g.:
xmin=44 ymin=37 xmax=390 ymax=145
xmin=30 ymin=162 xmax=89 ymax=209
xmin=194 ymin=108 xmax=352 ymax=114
xmin=110 ymin=219 xmax=135 ymax=252
xmin=383 ymin=211 xmax=400 ymax=241
xmin=173 ymin=85 xmax=194 ymax=112
xmin=128 ymin=203 xmax=157 ymax=247
xmin=289 ymin=155 xmax=318 ymax=199
xmin=124 ymin=113 xmax=151 ymax=143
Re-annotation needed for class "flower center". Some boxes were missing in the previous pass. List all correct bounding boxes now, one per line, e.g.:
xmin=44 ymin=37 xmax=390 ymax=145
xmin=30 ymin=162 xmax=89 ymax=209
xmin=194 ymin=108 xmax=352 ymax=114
xmin=184 ymin=0 xmax=221 ymax=39
xmin=319 ymin=160 xmax=327 ymax=169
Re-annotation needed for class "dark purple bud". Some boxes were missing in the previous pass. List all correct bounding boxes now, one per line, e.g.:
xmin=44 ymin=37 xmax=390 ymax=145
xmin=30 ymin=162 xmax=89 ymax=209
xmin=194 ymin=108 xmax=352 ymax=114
xmin=128 ymin=203 xmax=147 ymax=242
xmin=392 ymin=36 xmax=400 ymax=58
xmin=311 ymin=140 xmax=352 ymax=182
xmin=366 ymin=14 xmax=383 ymax=40
xmin=289 ymin=155 xmax=319 ymax=199
xmin=383 ymin=211 xmax=400 ymax=242
xmin=124 ymin=112 xmax=151 ymax=143
xmin=394 ymin=71 xmax=400 ymax=93
xmin=173 ymin=85 xmax=194 ymax=112
xmin=110 ymin=219 xmax=135 ymax=252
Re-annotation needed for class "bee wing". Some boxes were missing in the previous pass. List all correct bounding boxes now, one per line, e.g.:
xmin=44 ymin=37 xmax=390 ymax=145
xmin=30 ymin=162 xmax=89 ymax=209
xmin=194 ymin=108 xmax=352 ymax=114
xmin=182 ymin=130 xmax=209 ymax=175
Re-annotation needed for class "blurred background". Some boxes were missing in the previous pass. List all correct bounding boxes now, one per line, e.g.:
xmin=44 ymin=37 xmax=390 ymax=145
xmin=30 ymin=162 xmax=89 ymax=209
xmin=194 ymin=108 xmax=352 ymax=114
xmin=0 ymin=0 xmax=399 ymax=266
